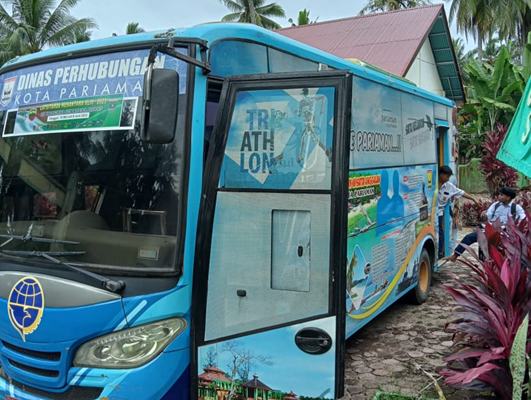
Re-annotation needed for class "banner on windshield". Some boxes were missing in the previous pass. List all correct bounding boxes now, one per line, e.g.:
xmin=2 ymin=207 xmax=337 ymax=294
xmin=2 ymin=94 xmax=137 ymax=136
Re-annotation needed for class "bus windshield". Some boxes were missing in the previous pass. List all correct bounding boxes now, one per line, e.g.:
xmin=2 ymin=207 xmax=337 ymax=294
xmin=0 ymin=47 xmax=189 ymax=275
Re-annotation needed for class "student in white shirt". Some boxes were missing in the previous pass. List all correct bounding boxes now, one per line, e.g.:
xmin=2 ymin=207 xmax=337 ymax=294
xmin=444 ymin=187 xmax=526 ymax=262
xmin=438 ymin=165 xmax=479 ymax=257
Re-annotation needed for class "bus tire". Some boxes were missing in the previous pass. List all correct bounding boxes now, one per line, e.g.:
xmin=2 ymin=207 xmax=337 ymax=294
xmin=407 ymin=248 xmax=432 ymax=305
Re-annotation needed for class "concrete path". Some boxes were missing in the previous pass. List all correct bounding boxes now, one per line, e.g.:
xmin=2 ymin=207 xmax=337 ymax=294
xmin=341 ymin=227 xmax=480 ymax=400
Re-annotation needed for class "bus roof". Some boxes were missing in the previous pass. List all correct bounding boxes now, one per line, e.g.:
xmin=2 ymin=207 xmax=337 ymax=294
xmin=1 ymin=22 xmax=454 ymax=107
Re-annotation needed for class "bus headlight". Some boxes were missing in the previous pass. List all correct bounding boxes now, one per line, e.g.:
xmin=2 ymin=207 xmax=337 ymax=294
xmin=73 ymin=318 xmax=187 ymax=369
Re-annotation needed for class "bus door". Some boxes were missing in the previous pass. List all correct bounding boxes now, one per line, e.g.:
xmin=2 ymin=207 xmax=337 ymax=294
xmin=193 ymin=71 xmax=352 ymax=400
xmin=435 ymin=117 xmax=454 ymax=257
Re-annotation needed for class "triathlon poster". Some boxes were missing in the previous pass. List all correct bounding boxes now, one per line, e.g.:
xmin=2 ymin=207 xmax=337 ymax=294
xmin=220 ymin=86 xmax=335 ymax=190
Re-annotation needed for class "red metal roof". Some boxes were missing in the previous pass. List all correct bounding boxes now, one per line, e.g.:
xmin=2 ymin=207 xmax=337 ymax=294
xmin=277 ymin=4 xmax=444 ymax=77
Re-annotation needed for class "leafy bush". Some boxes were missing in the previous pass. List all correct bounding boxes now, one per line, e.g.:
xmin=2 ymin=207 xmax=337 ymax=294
xmin=480 ymin=123 xmax=519 ymax=196
xmin=518 ymin=190 xmax=531 ymax=211
xmin=458 ymin=44 xmax=526 ymax=163
xmin=460 ymin=199 xmax=491 ymax=227
xmin=439 ymin=215 xmax=531 ymax=399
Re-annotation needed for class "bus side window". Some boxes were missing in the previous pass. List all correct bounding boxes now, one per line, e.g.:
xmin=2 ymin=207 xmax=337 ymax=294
xmin=268 ymin=48 xmax=320 ymax=73
xmin=210 ymin=41 xmax=268 ymax=76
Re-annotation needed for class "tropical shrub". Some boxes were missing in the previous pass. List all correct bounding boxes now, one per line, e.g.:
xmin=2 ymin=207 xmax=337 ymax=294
xmin=480 ymin=124 xmax=519 ymax=195
xmin=458 ymin=36 xmax=531 ymax=162
xmin=518 ymin=190 xmax=531 ymax=211
xmin=460 ymin=199 xmax=491 ymax=227
xmin=439 ymin=215 xmax=531 ymax=399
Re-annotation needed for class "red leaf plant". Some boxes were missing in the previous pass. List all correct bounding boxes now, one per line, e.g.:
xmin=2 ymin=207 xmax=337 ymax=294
xmin=439 ymin=214 xmax=531 ymax=399
xmin=461 ymin=199 xmax=491 ymax=227
xmin=518 ymin=190 xmax=531 ymax=212
xmin=480 ymin=123 xmax=518 ymax=196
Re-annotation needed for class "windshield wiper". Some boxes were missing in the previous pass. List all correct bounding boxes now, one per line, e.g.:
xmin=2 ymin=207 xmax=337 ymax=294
xmin=0 ymin=222 xmax=79 ymax=248
xmin=0 ymin=234 xmax=79 ymax=248
xmin=0 ymin=250 xmax=126 ymax=293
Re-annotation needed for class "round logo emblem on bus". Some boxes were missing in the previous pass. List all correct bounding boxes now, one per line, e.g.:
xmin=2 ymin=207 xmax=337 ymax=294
xmin=7 ymin=277 xmax=44 ymax=341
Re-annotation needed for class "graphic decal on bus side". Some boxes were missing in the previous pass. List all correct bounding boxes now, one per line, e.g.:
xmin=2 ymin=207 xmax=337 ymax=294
xmin=198 ymin=317 xmax=336 ymax=400
xmin=0 ymin=48 xmax=187 ymax=135
xmin=350 ymin=78 xmax=436 ymax=170
xmin=345 ymin=165 xmax=435 ymax=327
xmin=220 ymin=87 xmax=335 ymax=190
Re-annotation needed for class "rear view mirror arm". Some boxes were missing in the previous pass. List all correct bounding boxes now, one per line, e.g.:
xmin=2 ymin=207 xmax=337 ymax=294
xmin=147 ymin=43 xmax=211 ymax=75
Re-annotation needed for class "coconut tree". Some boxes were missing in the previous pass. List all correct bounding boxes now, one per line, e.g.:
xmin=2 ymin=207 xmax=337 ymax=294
xmin=112 ymin=22 xmax=145 ymax=37
xmin=359 ymin=0 xmax=432 ymax=15
xmin=0 ymin=0 xmax=97 ymax=64
xmin=446 ymin=0 xmax=496 ymax=61
xmin=288 ymin=9 xmax=318 ymax=26
xmin=125 ymin=22 xmax=145 ymax=35
xmin=64 ymin=26 xmax=92 ymax=44
xmin=218 ymin=0 xmax=285 ymax=29
xmin=445 ymin=0 xmax=531 ymax=61
xmin=492 ymin=0 xmax=531 ymax=47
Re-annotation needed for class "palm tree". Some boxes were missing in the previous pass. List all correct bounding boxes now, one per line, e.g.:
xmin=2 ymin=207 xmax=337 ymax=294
xmin=446 ymin=0 xmax=495 ymax=61
xmin=446 ymin=0 xmax=531 ymax=61
xmin=64 ymin=27 xmax=92 ymax=44
xmin=0 ymin=0 xmax=97 ymax=64
xmin=494 ymin=0 xmax=531 ymax=47
xmin=219 ymin=0 xmax=285 ymax=29
xmin=359 ymin=0 xmax=432 ymax=15
xmin=347 ymin=252 xmax=358 ymax=293
xmin=288 ymin=9 xmax=318 ymax=26
xmin=113 ymin=22 xmax=145 ymax=37
xmin=125 ymin=22 xmax=145 ymax=35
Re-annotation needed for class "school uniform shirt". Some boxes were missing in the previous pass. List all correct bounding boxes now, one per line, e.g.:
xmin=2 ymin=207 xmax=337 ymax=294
xmin=438 ymin=181 xmax=464 ymax=216
xmin=486 ymin=201 xmax=526 ymax=224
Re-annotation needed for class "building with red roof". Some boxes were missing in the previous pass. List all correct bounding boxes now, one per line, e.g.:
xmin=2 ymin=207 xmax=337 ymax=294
xmin=198 ymin=366 xmax=230 ymax=400
xmin=277 ymin=4 xmax=464 ymax=104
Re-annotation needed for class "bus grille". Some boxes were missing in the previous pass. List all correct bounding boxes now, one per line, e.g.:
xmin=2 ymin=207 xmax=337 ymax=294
xmin=2 ymin=341 xmax=61 ymax=361
xmin=8 ymin=359 xmax=60 ymax=378
xmin=0 ymin=363 xmax=103 ymax=400
xmin=0 ymin=339 xmax=66 ymax=388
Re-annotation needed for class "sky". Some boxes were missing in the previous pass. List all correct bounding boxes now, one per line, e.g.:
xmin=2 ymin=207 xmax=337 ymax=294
xmin=70 ymin=0 xmax=475 ymax=50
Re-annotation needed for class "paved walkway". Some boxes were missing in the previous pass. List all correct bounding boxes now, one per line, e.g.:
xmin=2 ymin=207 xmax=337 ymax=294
xmin=341 ymin=227 xmax=479 ymax=400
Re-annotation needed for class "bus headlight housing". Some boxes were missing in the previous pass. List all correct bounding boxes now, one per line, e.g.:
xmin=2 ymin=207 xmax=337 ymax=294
xmin=73 ymin=318 xmax=187 ymax=369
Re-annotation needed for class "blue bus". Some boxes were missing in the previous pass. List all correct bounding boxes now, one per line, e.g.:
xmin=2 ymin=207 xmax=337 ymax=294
xmin=0 ymin=23 xmax=456 ymax=400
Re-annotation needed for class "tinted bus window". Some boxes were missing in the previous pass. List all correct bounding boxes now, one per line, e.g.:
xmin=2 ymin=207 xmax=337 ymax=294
xmin=268 ymin=48 xmax=319 ymax=73
xmin=210 ymin=40 xmax=268 ymax=76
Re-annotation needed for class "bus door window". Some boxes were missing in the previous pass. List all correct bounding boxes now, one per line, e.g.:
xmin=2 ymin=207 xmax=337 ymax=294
xmin=204 ymin=80 xmax=222 ymax=164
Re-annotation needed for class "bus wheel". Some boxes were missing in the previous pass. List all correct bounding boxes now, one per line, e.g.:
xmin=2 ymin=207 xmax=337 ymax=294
xmin=408 ymin=249 xmax=432 ymax=305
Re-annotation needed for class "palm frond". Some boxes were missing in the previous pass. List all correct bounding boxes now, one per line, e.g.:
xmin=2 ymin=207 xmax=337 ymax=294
xmin=218 ymin=0 xmax=244 ymax=13
xmin=221 ymin=12 xmax=242 ymax=22
xmin=46 ymin=18 xmax=97 ymax=47
xmin=256 ymin=3 xmax=285 ymax=18
xmin=259 ymin=16 xmax=281 ymax=29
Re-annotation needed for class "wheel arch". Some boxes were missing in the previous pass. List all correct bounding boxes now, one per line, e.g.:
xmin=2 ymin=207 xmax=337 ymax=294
xmin=421 ymin=236 xmax=436 ymax=272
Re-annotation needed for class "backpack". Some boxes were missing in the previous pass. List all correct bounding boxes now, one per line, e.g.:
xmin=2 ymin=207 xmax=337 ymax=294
xmin=492 ymin=201 xmax=517 ymax=220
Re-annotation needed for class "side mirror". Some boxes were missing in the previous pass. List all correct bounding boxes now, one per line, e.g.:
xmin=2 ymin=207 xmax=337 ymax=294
xmin=139 ymin=68 xmax=179 ymax=143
